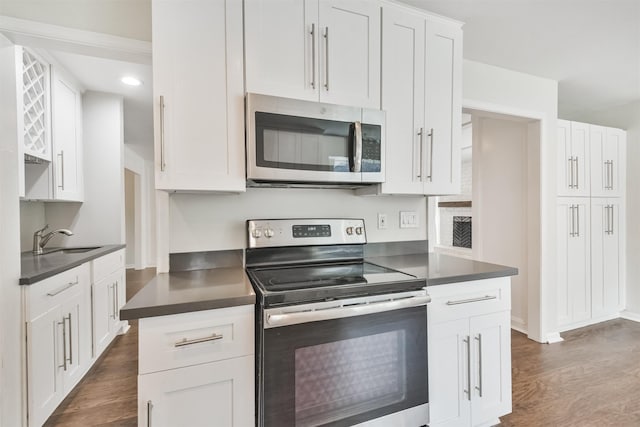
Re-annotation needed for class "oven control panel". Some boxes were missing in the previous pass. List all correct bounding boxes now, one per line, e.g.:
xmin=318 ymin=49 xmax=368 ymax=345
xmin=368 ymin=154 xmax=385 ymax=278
xmin=247 ymin=218 xmax=366 ymax=248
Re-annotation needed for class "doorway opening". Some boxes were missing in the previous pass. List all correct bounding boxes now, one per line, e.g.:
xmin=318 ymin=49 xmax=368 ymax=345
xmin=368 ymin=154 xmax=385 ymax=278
xmin=124 ymin=168 xmax=142 ymax=269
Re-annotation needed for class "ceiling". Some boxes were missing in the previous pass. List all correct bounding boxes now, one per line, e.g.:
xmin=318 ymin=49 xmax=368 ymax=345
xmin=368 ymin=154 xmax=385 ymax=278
xmin=402 ymin=0 xmax=640 ymax=120
xmin=50 ymin=50 xmax=153 ymax=158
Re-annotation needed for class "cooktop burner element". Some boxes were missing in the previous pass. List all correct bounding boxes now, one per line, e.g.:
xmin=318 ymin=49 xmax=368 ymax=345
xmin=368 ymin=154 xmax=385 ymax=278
xmin=245 ymin=219 xmax=426 ymax=307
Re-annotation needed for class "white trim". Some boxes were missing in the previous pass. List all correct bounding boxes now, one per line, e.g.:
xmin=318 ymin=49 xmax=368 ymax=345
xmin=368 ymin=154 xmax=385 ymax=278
xmin=0 ymin=15 xmax=151 ymax=64
xmin=620 ymin=310 xmax=640 ymax=323
xmin=463 ymin=98 xmax=547 ymax=122
xmin=545 ymin=332 xmax=564 ymax=344
xmin=557 ymin=313 xmax=621 ymax=333
xmin=511 ymin=317 xmax=527 ymax=335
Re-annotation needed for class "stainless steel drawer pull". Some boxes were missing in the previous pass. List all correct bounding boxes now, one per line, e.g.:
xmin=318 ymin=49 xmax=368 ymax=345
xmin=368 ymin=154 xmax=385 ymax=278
xmin=47 ymin=279 xmax=79 ymax=296
xmin=475 ymin=333 xmax=483 ymax=397
xmin=464 ymin=336 xmax=471 ymax=401
xmin=160 ymin=95 xmax=166 ymax=171
xmin=174 ymin=333 xmax=223 ymax=348
xmin=58 ymin=318 xmax=68 ymax=371
xmin=147 ymin=400 xmax=153 ymax=427
xmin=417 ymin=128 xmax=424 ymax=179
xmin=310 ymin=23 xmax=316 ymax=89
xmin=446 ymin=295 xmax=497 ymax=305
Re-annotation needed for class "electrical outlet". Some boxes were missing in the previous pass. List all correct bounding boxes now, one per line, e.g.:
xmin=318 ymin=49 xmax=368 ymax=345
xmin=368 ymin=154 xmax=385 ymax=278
xmin=377 ymin=213 xmax=388 ymax=229
xmin=400 ymin=211 xmax=419 ymax=228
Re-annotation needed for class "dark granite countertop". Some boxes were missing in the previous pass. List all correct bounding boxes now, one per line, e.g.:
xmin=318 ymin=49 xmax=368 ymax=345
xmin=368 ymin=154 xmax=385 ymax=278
xmin=120 ymin=267 xmax=256 ymax=320
xmin=366 ymin=252 xmax=518 ymax=286
xmin=20 ymin=244 xmax=126 ymax=285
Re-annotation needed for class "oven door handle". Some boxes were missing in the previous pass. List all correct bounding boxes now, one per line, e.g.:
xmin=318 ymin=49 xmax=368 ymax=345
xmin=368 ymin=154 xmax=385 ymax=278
xmin=266 ymin=295 xmax=431 ymax=328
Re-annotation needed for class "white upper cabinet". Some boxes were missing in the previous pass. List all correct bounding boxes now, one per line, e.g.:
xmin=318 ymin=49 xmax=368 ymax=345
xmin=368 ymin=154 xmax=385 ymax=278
xmin=423 ymin=17 xmax=462 ymax=195
xmin=557 ymin=120 xmax=589 ymax=197
xmin=376 ymin=2 xmax=462 ymax=195
xmin=153 ymin=0 xmax=245 ymax=192
xmin=51 ymin=68 xmax=83 ymax=201
xmin=244 ymin=0 xmax=381 ymax=108
xmin=590 ymin=125 xmax=625 ymax=197
xmin=20 ymin=47 xmax=52 ymax=162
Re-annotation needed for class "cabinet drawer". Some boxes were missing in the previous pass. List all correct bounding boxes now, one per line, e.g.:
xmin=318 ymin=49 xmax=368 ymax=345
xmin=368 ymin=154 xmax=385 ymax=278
xmin=139 ymin=305 xmax=254 ymax=375
xmin=92 ymin=249 xmax=125 ymax=281
xmin=428 ymin=277 xmax=511 ymax=324
xmin=25 ymin=263 xmax=90 ymax=319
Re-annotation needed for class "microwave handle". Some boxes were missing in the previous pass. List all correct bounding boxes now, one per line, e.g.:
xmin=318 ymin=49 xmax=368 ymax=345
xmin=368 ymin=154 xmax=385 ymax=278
xmin=351 ymin=121 xmax=362 ymax=173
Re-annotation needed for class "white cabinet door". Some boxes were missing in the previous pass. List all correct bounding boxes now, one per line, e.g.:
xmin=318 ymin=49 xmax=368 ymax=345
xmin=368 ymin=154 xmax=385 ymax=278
xmin=591 ymin=126 xmax=624 ymax=197
xmin=470 ymin=311 xmax=512 ymax=426
xmin=318 ymin=0 xmax=380 ymax=108
xmin=557 ymin=198 xmax=591 ymax=329
xmin=244 ymin=0 xmax=319 ymax=101
xmin=423 ymin=17 xmax=462 ymax=195
xmin=139 ymin=355 xmax=254 ymax=427
xmin=379 ymin=4 xmax=426 ymax=195
xmin=92 ymin=267 xmax=125 ymax=358
xmin=428 ymin=318 xmax=471 ymax=427
xmin=51 ymin=68 xmax=83 ymax=201
xmin=59 ymin=291 xmax=87 ymax=393
xmin=27 ymin=306 xmax=62 ymax=427
xmin=591 ymin=198 xmax=622 ymax=319
xmin=153 ymin=0 xmax=245 ymax=192
xmin=557 ymin=120 xmax=589 ymax=197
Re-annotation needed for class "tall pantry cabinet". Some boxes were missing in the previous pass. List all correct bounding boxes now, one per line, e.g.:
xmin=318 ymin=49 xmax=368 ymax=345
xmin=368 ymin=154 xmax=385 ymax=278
xmin=556 ymin=119 xmax=626 ymax=332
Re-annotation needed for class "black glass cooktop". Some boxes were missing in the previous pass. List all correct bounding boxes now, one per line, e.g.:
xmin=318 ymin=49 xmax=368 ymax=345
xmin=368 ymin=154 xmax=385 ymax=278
xmin=247 ymin=261 xmax=425 ymax=307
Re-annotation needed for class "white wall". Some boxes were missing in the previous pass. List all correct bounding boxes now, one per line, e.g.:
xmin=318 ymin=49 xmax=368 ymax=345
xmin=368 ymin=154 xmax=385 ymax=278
xmin=19 ymin=201 xmax=46 ymax=251
xmin=169 ymin=190 xmax=427 ymax=253
xmin=462 ymin=59 xmax=558 ymax=343
xmin=124 ymin=169 xmax=135 ymax=266
xmin=573 ymin=101 xmax=640 ymax=316
xmin=0 ymin=0 xmax=152 ymax=41
xmin=472 ymin=116 xmax=531 ymax=333
xmin=0 ymin=37 xmax=24 ymax=427
xmin=125 ymin=144 xmax=155 ymax=268
xmin=45 ymin=92 xmax=125 ymax=246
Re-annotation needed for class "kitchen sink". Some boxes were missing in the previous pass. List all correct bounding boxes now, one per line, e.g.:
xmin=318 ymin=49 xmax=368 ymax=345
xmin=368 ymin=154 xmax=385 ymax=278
xmin=59 ymin=246 xmax=101 ymax=254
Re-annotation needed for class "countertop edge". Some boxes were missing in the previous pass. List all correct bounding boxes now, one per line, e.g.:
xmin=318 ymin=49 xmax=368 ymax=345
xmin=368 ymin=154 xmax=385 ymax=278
xmin=427 ymin=266 xmax=519 ymax=286
xmin=20 ymin=244 xmax=126 ymax=285
xmin=120 ymin=294 xmax=256 ymax=320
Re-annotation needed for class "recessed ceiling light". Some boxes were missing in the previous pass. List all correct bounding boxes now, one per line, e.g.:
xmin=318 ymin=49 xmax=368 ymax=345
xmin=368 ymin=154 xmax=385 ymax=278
xmin=121 ymin=76 xmax=142 ymax=86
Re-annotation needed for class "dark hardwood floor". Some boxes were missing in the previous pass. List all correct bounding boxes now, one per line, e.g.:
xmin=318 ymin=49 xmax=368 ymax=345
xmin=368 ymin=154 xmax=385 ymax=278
xmin=501 ymin=319 xmax=640 ymax=427
xmin=45 ymin=277 xmax=640 ymax=426
xmin=45 ymin=268 xmax=156 ymax=427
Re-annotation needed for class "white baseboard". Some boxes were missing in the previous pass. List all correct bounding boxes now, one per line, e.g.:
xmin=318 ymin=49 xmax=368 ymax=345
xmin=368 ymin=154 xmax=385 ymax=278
xmin=545 ymin=332 xmax=564 ymax=344
xmin=510 ymin=317 xmax=527 ymax=335
xmin=558 ymin=312 xmax=621 ymax=333
xmin=620 ymin=310 xmax=640 ymax=322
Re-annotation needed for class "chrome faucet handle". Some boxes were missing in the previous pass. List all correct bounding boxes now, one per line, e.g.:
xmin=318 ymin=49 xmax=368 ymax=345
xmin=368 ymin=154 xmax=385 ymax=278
xmin=35 ymin=224 xmax=49 ymax=235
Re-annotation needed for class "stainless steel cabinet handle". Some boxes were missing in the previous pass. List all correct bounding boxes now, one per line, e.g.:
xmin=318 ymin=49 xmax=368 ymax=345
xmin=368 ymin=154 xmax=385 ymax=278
xmin=58 ymin=150 xmax=65 ymax=190
xmin=58 ymin=317 xmax=68 ymax=371
xmin=66 ymin=313 xmax=73 ymax=365
xmin=446 ymin=295 xmax=497 ymax=306
xmin=112 ymin=282 xmax=118 ymax=320
xmin=568 ymin=157 xmax=574 ymax=188
xmin=175 ymin=333 xmax=223 ymax=348
xmin=114 ymin=281 xmax=119 ymax=320
xmin=570 ymin=205 xmax=575 ymax=237
xmin=604 ymin=161 xmax=609 ymax=189
xmin=417 ymin=128 xmax=424 ymax=179
xmin=353 ymin=121 xmax=362 ymax=173
xmin=609 ymin=160 xmax=614 ymax=190
xmin=310 ymin=23 xmax=316 ymax=89
xmin=323 ymin=27 xmax=329 ymax=91
xmin=576 ymin=204 xmax=580 ymax=237
xmin=47 ymin=279 xmax=79 ymax=296
xmin=475 ymin=334 xmax=483 ymax=397
xmin=427 ymin=128 xmax=434 ymax=182
xmin=159 ymin=95 xmax=166 ymax=172
xmin=464 ymin=336 xmax=471 ymax=401
xmin=609 ymin=205 xmax=614 ymax=235
xmin=575 ymin=156 xmax=579 ymax=189
xmin=147 ymin=400 xmax=153 ymax=427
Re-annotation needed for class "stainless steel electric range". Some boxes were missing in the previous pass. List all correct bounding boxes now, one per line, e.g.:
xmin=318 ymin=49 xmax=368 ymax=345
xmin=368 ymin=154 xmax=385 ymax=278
xmin=245 ymin=218 xmax=430 ymax=427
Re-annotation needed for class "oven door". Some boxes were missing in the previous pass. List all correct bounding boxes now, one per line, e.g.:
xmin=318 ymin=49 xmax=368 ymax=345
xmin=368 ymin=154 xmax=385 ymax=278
xmin=259 ymin=292 xmax=429 ymax=427
xmin=246 ymin=93 xmax=384 ymax=185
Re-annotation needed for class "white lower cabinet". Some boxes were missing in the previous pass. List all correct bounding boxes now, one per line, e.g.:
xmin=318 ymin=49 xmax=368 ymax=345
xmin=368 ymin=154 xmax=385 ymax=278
xmin=139 ymin=355 xmax=254 ymax=427
xmin=24 ymin=264 xmax=92 ymax=427
xmin=428 ymin=278 xmax=512 ymax=427
xmin=137 ymin=304 xmax=255 ymax=427
xmin=91 ymin=249 xmax=126 ymax=358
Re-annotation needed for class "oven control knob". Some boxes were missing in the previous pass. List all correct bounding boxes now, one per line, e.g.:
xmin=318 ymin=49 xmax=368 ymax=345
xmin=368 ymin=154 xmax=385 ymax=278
xmin=355 ymin=226 xmax=363 ymax=235
xmin=252 ymin=229 xmax=262 ymax=238
xmin=264 ymin=228 xmax=274 ymax=238
xmin=346 ymin=227 xmax=354 ymax=235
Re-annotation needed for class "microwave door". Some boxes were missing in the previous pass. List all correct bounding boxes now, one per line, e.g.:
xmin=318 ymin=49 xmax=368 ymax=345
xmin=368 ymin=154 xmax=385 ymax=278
xmin=361 ymin=108 xmax=385 ymax=183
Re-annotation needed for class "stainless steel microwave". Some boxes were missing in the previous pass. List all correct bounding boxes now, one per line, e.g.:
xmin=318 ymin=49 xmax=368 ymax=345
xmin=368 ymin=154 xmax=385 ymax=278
xmin=246 ymin=93 xmax=385 ymax=186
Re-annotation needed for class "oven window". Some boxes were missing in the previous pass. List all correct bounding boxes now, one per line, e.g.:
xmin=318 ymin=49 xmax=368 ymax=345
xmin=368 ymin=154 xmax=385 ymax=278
xmin=295 ymin=330 xmax=406 ymax=426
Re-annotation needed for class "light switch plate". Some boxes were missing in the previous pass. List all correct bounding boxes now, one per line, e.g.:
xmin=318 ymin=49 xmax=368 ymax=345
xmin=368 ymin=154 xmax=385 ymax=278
xmin=377 ymin=213 xmax=388 ymax=229
xmin=400 ymin=211 xmax=418 ymax=228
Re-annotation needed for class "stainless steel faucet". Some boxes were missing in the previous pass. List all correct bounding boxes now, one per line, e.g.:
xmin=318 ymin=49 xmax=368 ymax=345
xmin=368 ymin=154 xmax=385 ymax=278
xmin=32 ymin=224 xmax=74 ymax=255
